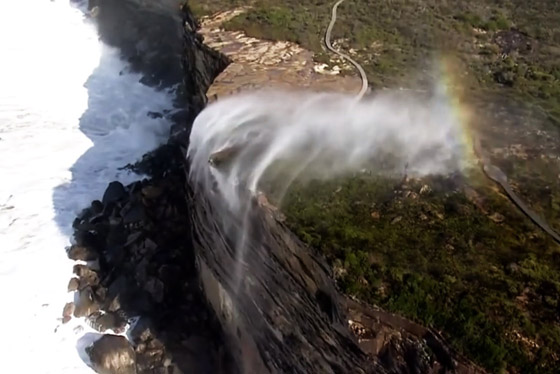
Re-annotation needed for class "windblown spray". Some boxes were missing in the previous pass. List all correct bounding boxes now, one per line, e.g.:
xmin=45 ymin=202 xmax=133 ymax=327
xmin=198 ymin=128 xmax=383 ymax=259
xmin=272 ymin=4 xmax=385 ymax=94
xmin=189 ymin=85 xmax=472 ymax=210
xmin=188 ymin=80 xmax=473 ymax=290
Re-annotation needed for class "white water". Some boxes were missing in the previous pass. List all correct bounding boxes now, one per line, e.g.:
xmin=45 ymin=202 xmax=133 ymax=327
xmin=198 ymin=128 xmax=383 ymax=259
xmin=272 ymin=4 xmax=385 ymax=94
xmin=189 ymin=88 xmax=467 ymax=212
xmin=0 ymin=1 xmax=174 ymax=372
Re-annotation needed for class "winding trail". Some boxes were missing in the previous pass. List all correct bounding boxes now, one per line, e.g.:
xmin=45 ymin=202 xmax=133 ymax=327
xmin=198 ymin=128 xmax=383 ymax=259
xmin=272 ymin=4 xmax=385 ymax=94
xmin=473 ymin=137 xmax=560 ymax=244
xmin=325 ymin=0 xmax=369 ymax=99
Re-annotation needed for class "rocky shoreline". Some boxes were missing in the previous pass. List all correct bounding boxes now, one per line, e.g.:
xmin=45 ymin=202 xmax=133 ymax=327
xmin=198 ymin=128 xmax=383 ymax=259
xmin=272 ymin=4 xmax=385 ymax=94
xmin=62 ymin=1 xmax=486 ymax=373
xmin=65 ymin=144 xmax=235 ymax=373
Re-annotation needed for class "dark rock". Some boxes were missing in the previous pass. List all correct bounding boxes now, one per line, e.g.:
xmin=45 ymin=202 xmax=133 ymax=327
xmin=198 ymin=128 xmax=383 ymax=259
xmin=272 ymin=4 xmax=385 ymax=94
xmin=158 ymin=265 xmax=181 ymax=284
xmin=145 ymin=277 xmax=165 ymax=303
xmin=68 ymin=278 xmax=80 ymax=292
xmin=143 ymin=238 xmax=158 ymax=252
xmin=89 ymin=312 xmax=126 ymax=333
xmin=105 ymin=245 xmax=126 ymax=267
xmin=124 ymin=232 xmax=143 ymax=247
xmin=89 ymin=213 xmax=107 ymax=225
xmin=147 ymin=111 xmax=163 ymax=119
xmin=141 ymin=186 xmax=163 ymax=199
xmin=107 ymin=226 xmax=127 ymax=247
xmin=67 ymin=245 xmax=99 ymax=261
xmin=102 ymin=182 xmax=127 ymax=205
xmin=105 ymin=275 xmax=153 ymax=315
xmin=95 ymin=287 xmax=108 ymax=304
xmin=120 ymin=202 xmax=145 ymax=224
xmin=86 ymin=335 xmax=137 ymax=374
xmin=91 ymin=200 xmax=104 ymax=214
xmin=75 ymin=230 xmax=103 ymax=251
xmin=74 ymin=287 xmax=100 ymax=318
xmin=129 ymin=317 xmax=155 ymax=344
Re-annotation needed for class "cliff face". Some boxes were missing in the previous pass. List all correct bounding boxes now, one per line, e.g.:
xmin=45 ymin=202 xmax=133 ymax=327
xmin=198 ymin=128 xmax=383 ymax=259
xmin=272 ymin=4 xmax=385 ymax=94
xmin=88 ymin=0 xmax=228 ymax=122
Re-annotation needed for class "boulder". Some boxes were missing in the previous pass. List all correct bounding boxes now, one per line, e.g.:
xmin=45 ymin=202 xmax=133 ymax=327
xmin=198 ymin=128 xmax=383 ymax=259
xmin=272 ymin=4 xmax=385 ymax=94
xmin=67 ymin=245 xmax=99 ymax=261
xmin=86 ymin=335 xmax=137 ymax=374
xmin=68 ymin=278 xmax=80 ymax=292
xmin=74 ymin=287 xmax=100 ymax=318
xmin=102 ymin=182 xmax=127 ymax=205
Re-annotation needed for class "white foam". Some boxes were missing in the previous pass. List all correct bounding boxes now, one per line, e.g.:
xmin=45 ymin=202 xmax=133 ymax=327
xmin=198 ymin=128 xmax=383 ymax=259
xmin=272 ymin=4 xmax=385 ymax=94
xmin=0 ymin=1 xmax=174 ymax=372
xmin=188 ymin=88 xmax=467 ymax=212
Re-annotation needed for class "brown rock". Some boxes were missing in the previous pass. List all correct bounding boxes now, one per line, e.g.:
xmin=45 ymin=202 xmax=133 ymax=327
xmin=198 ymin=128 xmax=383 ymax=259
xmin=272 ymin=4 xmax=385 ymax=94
xmin=68 ymin=278 xmax=80 ymax=292
xmin=67 ymin=245 xmax=99 ymax=261
xmin=86 ymin=335 xmax=137 ymax=374
xmin=62 ymin=302 xmax=75 ymax=323
xmin=73 ymin=265 xmax=100 ymax=288
xmin=489 ymin=212 xmax=505 ymax=223
xmin=74 ymin=287 xmax=100 ymax=318
xmin=391 ymin=216 xmax=402 ymax=224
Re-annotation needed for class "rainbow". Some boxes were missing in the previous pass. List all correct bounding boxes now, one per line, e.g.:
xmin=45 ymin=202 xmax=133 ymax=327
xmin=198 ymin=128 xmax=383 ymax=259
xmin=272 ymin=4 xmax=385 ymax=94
xmin=435 ymin=55 xmax=479 ymax=169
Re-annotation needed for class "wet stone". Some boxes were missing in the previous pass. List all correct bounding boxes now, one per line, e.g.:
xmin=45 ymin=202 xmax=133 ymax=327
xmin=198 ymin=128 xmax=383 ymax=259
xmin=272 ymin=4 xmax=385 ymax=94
xmin=62 ymin=302 xmax=75 ymax=324
xmin=74 ymin=287 xmax=100 ymax=318
xmin=67 ymin=244 xmax=99 ymax=261
xmin=91 ymin=200 xmax=104 ymax=214
xmin=89 ymin=312 xmax=126 ymax=333
xmin=73 ymin=265 xmax=100 ymax=287
xmin=75 ymin=230 xmax=103 ymax=250
xmin=86 ymin=334 xmax=137 ymax=374
xmin=129 ymin=317 xmax=155 ymax=344
xmin=102 ymin=181 xmax=127 ymax=205
xmin=121 ymin=202 xmax=145 ymax=224
xmin=68 ymin=277 xmax=80 ymax=292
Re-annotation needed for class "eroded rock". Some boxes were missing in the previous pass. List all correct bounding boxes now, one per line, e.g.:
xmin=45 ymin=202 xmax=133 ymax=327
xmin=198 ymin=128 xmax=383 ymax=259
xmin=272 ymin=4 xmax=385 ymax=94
xmin=86 ymin=335 xmax=137 ymax=374
xmin=102 ymin=182 xmax=127 ymax=205
xmin=74 ymin=287 xmax=100 ymax=318
xmin=67 ymin=245 xmax=99 ymax=261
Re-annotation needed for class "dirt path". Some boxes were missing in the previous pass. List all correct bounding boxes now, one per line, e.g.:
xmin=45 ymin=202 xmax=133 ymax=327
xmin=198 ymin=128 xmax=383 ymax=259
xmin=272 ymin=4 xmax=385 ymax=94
xmin=473 ymin=136 xmax=560 ymax=244
xmin=325 ymin=0 xmax=369 ymax=99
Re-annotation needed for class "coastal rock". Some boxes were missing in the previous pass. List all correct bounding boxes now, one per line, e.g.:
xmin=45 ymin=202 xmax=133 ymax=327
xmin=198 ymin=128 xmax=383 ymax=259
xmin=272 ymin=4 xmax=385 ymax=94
xmin=68 ymin=277 xmax=80 ymax=292
xmin=144 ymin=277 xmax=164 ymax=303
xmin=86 ymin=335 xmax=137 ymax=374
xmin=129 ymin=317 xmax=155 ymax=344
xmin=73 ymin=265 xmax=100 ymax=288
xmin=74 ymin=287 xmax=100 ymax=318
xmin=102 ymin=181 xmax=126 ymax=205
xmin=67 ymin=245 xmax=99 ymax=261
xmin=62 ymin=302 xmax=75 ymax=324
xmin=88 ymin=312 xmax=126 ymax=333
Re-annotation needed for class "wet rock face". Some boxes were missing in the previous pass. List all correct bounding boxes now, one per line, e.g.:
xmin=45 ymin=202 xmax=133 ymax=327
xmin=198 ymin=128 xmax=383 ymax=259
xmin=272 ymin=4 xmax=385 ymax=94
xmin=86 ymin=335 xmax=137 ymax=374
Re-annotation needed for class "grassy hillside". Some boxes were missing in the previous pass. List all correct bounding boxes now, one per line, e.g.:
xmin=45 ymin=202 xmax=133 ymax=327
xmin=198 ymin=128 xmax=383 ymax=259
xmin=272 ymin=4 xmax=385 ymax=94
xmin=188 ymin=1 xmax=560 ymax=372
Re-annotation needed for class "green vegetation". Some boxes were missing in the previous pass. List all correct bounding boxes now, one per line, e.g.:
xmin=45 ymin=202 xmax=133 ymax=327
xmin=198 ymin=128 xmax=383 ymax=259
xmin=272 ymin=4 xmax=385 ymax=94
xmin=280 ymin=173 xmax=560 ymax=373
xmin=188 ymin=0 xmax=560 ymax=372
